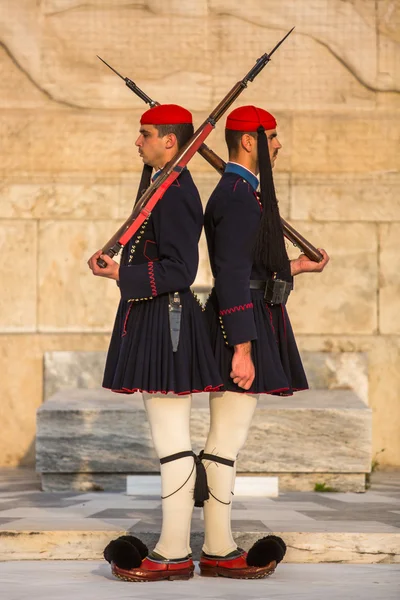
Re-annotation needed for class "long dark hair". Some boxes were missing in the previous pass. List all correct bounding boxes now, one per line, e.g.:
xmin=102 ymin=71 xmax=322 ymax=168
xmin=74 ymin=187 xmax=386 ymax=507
xmin=252 ymin=126 xmax=289 ymax=273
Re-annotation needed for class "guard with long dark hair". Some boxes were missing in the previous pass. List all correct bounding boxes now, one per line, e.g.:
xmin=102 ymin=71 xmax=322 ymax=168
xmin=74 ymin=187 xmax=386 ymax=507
xmin=199 ymin=105 xmax=329 ymax=578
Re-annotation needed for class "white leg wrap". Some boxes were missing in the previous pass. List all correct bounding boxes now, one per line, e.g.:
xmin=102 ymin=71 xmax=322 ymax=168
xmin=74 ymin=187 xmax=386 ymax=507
xmin=143 ymin=393 xmax=195 ymax=559
xmin=202 ymin=391 xmax=258 ymax=556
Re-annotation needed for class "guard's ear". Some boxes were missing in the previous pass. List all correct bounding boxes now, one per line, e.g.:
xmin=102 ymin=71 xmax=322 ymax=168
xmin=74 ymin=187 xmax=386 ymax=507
xmin=164 ymin=132 xmax=178 ymax=150
xmin=240 ymin=133 xmax=255 ymax=153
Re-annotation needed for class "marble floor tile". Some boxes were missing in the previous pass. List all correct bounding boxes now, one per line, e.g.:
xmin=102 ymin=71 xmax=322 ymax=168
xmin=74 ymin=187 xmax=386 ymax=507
xmin=267 ymin=501 xmax=337 ymax=511
xmin=0 ymin=518 xmax=129 ymax=531
xmin=231 ymin=509 xmax=315 ymax=522
xmin=69 ymin=499 xmax=162 ymax=513
xmin=0 ymin=507 xmax=100 ymax=519
xmin=261 ymin=520 xmax=400 ymax=533
xmin=316 ymin=492 xmax=400 ymax=504
xmin=0 ymin=562 xmax=399 ymax=600
xmin=89 ymin=508 xmax=161 ymax=520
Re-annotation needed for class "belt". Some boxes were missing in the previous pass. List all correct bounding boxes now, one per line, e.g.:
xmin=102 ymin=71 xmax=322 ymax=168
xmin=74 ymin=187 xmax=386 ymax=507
xmin=250 ymin=279 xmax=293 ymax=305
xmin=212 ymin=278 xmax=292 ymax=305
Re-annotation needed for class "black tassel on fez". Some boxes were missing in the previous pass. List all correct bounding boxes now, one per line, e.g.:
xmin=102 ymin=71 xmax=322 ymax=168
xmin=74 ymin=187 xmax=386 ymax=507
xmin=103 ymin=535 xmax=148 ymax=569
xmin=194 ymin=451 xmax=210 ymax=507
xmin=246 ymin=535 xmax=287 ymax=567
xmin=252 ymin=126 xmax=289 ymax=274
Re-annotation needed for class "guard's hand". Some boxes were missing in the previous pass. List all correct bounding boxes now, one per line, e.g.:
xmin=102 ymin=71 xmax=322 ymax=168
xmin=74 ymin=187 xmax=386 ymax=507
xmin=87 ymin=250 xmax=119 ymax=281
xmin=230 ymin=342 xmax=255 ymax=390
xmin=290 ymin=248 xmax=330 ymax=276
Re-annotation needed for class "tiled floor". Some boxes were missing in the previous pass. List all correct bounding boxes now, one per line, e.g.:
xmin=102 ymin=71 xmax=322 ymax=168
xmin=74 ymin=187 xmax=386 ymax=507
xmin=0 ymin=561 xmax=399 ymax=600
xmin=0 ymin=469 xmax=399 ymax=535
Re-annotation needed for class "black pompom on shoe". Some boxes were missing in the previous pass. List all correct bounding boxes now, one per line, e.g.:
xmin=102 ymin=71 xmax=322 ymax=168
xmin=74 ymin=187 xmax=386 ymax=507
xmin=246 ymin=535 xmax=287 ymax=567
xmin=113 ymin=535 xmax=148 ymax=560
xmin=103 ymin=535 xmax=148 ymax=570
xmin=103 ymin=539 xmax=141 ymax=570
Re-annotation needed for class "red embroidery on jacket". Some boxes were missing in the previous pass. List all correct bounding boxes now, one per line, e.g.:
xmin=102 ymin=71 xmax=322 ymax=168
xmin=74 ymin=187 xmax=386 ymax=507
xmin=143 ymin=240 xmax=159 ymax=261
xmin=219 ymin=303 xmax=253 ymax=316
xmin=148 ymin=261 xmax=157 ymax=296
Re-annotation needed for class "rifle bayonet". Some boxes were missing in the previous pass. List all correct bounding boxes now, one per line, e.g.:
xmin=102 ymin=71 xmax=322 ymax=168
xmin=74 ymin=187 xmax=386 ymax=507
xmin=97 ymin=55 xmax=157 ymax=107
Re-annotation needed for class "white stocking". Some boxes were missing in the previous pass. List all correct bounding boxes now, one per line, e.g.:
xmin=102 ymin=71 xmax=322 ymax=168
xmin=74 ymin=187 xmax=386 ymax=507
xmin=202 ymin=391 xmax=258 ymax=556
xmin=143 ymin=393 xmax=195 ymax=559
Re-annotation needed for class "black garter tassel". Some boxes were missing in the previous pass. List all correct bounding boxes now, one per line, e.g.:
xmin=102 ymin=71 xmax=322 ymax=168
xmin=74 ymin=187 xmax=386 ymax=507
xmin=194 ymin=450 xmax=210 ymax=507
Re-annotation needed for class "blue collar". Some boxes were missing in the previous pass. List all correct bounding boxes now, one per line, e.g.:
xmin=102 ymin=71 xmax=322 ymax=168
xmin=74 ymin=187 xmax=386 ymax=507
xmin=225 ymin=162 xmax=259 ymax=191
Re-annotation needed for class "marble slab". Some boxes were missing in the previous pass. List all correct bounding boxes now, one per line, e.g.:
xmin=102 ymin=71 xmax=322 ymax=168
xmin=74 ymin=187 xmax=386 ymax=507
xmin=36 ymin=388 xmax=372 ymax=491
xmin=43 ymin=350 xmax=369 ymax=401
xmin=0 ymin=529 xmax=399 ymax=564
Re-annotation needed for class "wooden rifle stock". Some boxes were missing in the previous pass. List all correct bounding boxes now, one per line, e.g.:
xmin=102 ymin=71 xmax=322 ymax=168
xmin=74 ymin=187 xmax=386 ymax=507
xmin=97 ymin=30 xmax=294 ymax=266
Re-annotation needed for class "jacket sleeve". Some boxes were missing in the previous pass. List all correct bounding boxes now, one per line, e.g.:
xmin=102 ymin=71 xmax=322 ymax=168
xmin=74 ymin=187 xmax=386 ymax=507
xmin=213 ymin=181 xmax=261 ymax=346
xmin=118 ymin=184 xmax=200 ymax=300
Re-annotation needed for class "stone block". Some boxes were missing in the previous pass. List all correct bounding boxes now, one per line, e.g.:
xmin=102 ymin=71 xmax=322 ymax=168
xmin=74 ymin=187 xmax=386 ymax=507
xmin=42 ymin=349 xmax=369 ymax=402
xmin=0 ymin=221 xmax=37 ymax=332
xmin=0 ymin=175 xmax=120 ymax=220
xmin=291 ymin=172 xmax=400 ymax=222
xmin=209 ymin=0 xmax=400 ymax=92
xmin=36 ymin=388 xmax=371 ymax=489
xmin=211 ymin=14 xmax=376 ymax=109
xmin=287 ymin=222 xmax=378 ymax=335
xmin=379 ymin=223 xmax=400 ymax=335
xmin=38 ymin=220 xmax=121 ymax=332
xmin=291 ymin=113 xmax=400 ymax=173
xmin=0 ymin=334 xmax=109 ymax=468
xmin=0 ymin=47 xmax=50 ymax=109
xmin=0 ymin=110 xmax=142 ymax=174
xmin=44 ymin=351 xmax=107 ymax=400
xmin=300 ymin=351 xmax=368 ymax=405
xmin=296 ymin=335 xmax=400 ymax=468
xmin=40 ymin=4 xmax=215 ymax=109
xmin=1 ymin=528 xmax=400 ymax=563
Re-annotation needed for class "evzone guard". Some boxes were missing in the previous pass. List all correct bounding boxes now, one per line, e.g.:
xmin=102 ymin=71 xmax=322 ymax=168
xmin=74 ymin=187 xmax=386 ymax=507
xmin=201 ymin=105 xmax=330 ymax=574
xmin=88 ymin=104 xmax=288 ymax=581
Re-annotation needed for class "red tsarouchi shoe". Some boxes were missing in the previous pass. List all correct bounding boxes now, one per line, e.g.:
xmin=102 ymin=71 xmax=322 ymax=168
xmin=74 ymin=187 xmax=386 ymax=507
xmin=199 ymin=549 xmax=276 ymax=579
xmin=112 ymin=555 xmax=195 ymax=582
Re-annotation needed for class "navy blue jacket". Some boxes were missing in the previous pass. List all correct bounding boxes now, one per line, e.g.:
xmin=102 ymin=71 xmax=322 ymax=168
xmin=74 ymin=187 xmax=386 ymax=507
xmin=204 ymin=163 xmax=292 ymax=347
xmin=118 ymin=168 xmax=202 ymax=300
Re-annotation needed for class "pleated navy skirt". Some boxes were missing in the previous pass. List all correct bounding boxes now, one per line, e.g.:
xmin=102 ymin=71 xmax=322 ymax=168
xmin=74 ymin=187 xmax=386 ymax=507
xmin=204 ymin=289 xmax=308 ymax=395
xmin=103 ymin=290 xmax=223 ymax=395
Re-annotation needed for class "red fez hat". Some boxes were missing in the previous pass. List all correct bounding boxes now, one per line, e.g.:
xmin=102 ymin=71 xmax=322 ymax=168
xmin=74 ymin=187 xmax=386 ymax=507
xmin=226 ymin=105 xmax=277 ymax=131
xmin=140 ymin=104 xmax=193 ymax=125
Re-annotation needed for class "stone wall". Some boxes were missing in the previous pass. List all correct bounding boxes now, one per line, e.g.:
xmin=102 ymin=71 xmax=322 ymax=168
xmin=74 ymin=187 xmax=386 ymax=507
xmin=0 ymin=0 xmax=399 ymax=467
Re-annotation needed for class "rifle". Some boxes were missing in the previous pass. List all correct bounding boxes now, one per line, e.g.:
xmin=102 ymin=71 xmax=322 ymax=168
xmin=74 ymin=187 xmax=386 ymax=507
xmin=97 ymin=29 xmax=301 ymax=267
xmin=98 ymin=57 xmax=323 ymax=263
